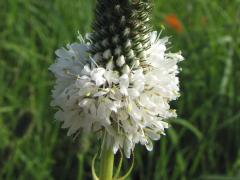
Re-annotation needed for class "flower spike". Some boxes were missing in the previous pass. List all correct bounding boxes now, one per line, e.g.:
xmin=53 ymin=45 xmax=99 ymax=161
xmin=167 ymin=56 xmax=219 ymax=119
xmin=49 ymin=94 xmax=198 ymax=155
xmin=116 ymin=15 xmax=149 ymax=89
xmin=50 ymin=0 xmax=184 ymax=179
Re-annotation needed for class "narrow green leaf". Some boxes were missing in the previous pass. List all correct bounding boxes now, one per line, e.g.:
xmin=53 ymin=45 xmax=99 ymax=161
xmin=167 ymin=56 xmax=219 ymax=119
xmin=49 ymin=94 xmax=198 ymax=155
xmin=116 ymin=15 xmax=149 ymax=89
xmin=91 ymin=153 xmax=99 ymax=180
xmin=169 ymin=118 xmax=203 ymax=140
xmin=113 ymin=150 xmax=123 ymax=179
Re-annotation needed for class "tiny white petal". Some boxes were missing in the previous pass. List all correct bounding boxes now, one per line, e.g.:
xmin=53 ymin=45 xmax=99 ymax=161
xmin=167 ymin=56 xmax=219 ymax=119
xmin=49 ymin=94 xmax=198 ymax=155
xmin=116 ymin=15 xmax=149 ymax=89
xmin=91 ymin=68 xmax=106 ymax=86
xmin=128 ymin=88 xmax=140 ymax=99
xmin=145 ymin=139 xmax=153 ymax=151
xmin=119 ymin=74 xmax=129 ymax=95
xmin=104 ymin=70 xmax=119 ymax=86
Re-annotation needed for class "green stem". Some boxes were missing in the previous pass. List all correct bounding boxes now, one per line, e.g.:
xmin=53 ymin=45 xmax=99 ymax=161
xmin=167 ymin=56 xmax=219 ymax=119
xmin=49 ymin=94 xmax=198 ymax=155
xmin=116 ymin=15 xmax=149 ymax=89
xmin=99 ymin=139 xmax=114 ymax=180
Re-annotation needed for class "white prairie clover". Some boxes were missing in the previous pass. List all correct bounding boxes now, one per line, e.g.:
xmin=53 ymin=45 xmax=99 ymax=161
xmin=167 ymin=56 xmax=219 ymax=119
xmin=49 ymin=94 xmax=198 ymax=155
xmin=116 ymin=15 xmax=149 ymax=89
xmin=49 ymin=0 xmax=183 ymax=179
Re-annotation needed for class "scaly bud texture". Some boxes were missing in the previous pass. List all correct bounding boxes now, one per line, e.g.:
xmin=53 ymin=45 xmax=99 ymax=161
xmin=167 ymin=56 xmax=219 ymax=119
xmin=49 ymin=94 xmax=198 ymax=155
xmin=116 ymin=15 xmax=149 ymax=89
xmin=49 ymin=0 xmax=184 ymax=158
xmin=90 ymin=0 xmax=152 ymax=72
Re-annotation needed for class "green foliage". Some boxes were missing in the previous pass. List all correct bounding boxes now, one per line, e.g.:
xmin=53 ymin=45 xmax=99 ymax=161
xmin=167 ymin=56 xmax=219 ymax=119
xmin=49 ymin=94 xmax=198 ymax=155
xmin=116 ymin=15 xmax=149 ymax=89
xmin=0 ymin=0 xmax=239 ymax=179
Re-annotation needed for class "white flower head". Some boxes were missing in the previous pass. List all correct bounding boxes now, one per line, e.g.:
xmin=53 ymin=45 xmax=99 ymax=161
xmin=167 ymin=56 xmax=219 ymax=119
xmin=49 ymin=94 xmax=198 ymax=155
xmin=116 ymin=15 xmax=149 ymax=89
xmin=49 ymin=32 xmax=184 ymax=158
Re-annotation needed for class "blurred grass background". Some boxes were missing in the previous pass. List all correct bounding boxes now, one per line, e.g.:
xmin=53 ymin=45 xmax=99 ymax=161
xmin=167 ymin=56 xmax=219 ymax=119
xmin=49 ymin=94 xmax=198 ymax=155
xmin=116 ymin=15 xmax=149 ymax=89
xmin=0 ymin=0 xmax=240 ymax=179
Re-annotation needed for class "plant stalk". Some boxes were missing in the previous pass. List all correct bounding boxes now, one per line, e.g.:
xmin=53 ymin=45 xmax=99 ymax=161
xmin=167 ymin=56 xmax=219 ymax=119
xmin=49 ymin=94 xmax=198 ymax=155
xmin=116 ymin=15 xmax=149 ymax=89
xmin=99 ymin=139 xmax=114 ymax=180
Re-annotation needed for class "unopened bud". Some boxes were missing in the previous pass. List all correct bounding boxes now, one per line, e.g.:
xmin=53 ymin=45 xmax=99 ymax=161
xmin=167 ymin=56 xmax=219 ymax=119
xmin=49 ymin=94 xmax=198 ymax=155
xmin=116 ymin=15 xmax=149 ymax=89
xmin=139 ymin=50 xmax=147 ymax=59
xmin=93 ymin=53 xmax=102 ymax=61
xmin=122 ymin=65 xmax=130 ymax=74
xmin=125 ymin=39 xmax=131 ymax=48
xmin=127 ymin=49 xmax=135 ymax=59
xmin=110 ymin=24 xmax=116 ymax=32
xmin=114 ymin=4 xmax=121 ymax=14
xmin=114 ymin=46 xmax=122 ymax=56
xmin=106 ymin=58 xmax=115 ymax=70
xmin=136 ymin=43 xmax=143 ymax=51
xmin=133 ymin=60 xmax=140 ymax=68
xmin=112 ymin=35 xmax=120 ymax=44
xmin=116 ymin=55 xmax=125 ymax=67
xmin=120 ymin=16 xmax=126 ymax=26
xmin=123 ymin=28 xmax=130 ymax=37
xmin=101 ymin=38 xmax=109 ymax=47
xmin=103 ymin=49 xmax=112 ymax=59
